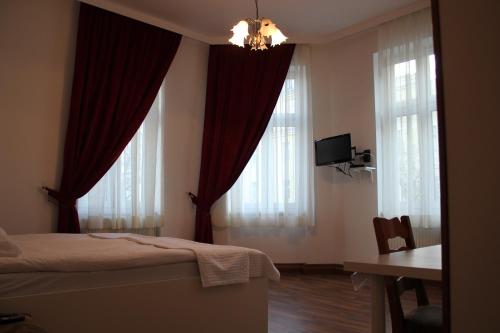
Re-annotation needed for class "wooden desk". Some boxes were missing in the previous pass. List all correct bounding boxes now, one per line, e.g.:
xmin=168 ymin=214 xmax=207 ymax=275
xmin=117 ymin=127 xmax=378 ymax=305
xmin=344 ymin=245 xmax=442 ymax=333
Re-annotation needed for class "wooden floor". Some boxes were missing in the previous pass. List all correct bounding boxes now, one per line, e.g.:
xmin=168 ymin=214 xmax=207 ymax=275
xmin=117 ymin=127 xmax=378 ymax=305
xmin=268 ymin=272 xmax=442 ymax=333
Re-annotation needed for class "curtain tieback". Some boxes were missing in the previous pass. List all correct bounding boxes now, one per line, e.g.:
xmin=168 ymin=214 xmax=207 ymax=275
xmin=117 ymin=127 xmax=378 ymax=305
xmin=188 ymin=192 xmax=211 ymax=214
xmin=42 ymin=187 xmax=76 ymax=206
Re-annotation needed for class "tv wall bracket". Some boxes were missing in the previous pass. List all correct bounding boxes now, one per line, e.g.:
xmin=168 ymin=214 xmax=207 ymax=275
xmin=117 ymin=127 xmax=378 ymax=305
xmin=329 ymin=147 xmax=375 ymax=179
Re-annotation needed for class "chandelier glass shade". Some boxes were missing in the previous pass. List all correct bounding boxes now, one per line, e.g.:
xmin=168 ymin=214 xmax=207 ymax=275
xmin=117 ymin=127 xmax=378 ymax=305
xmin=229 ymin=0 xmax=287 ymax=50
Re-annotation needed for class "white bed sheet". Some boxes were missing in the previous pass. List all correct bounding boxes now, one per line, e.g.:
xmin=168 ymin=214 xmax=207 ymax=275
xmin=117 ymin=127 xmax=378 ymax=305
xmin=0 ymin=234 xmax=196 ymax=273
xmin=0 ymin=262 xmax=199 ymax=298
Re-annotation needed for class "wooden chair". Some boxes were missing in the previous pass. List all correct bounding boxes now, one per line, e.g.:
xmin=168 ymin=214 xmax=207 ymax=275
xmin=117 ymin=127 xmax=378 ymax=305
xmin=373 ymin=216 xmax=442 ymax=333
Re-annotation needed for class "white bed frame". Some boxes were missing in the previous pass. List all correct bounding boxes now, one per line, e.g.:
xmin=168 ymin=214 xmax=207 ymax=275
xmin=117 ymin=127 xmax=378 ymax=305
xmin=0 ymin=276 xmax=268 ymax=333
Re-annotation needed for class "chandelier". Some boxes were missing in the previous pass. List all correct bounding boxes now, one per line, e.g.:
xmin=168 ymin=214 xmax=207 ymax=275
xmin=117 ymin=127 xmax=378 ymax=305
xmin=228 ymin=0 xmax=288 ymax=51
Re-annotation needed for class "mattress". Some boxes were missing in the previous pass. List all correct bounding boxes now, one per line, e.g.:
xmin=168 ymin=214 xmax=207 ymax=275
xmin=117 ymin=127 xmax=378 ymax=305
xmin=0 ymin=262 xmax=199 ymax=298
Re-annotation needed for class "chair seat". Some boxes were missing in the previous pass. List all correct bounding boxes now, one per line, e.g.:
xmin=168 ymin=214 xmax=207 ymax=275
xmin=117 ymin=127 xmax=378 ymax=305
xmin=405 ymin=305 xmax=442 ymax=333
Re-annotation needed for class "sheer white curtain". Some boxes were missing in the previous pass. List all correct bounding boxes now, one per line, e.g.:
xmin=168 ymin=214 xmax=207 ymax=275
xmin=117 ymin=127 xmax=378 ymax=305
xmin=77 ymin=83 xmax=165 ymax=233
xmin=374 ymin=8 xmax=440 ymax=231
xmin=225 ymin=45 xmax=315 ymax=227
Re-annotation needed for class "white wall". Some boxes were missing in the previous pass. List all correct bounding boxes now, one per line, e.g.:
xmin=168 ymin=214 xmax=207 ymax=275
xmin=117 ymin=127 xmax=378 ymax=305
xmin=213 ymin=31 xmax=379 ymax=264
xmin=438 ymin=0 xmax=500 ymax=331
xmin=323 ymin=31 xmax=379 ymax=261
xmin=0 ymin=0 xmax=209 ymax=237
xmin=162 ymin=38 xmax=208 ymax=239
xmin=0 ymin=0 xmax=78 ymax=234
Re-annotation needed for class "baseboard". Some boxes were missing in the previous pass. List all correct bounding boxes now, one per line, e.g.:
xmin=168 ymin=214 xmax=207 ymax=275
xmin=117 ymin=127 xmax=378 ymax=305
xmin=274 ymin=263 xmax=351 ymax=275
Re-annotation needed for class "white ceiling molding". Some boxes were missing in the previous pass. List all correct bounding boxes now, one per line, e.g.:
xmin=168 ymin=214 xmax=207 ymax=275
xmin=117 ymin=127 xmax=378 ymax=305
xmin=79 ymin=0 xmax=219 ymax=43
xmin=321 ymin=0 xmax=430 ymax=43
xmin=79 ymin=0 xmax=430 ymax=45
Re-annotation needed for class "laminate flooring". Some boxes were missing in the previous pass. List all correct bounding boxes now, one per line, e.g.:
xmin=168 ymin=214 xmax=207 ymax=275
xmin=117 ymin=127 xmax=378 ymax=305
xmin=268 ymin=272 xmax=442 ymax=333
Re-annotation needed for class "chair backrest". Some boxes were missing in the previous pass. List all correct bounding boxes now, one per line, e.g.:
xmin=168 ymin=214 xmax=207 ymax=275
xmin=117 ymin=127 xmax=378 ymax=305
xmin=373 ymin=215 xmax=416 ymax=255
xmin=373 ymin=216 xmax=429 ymax=333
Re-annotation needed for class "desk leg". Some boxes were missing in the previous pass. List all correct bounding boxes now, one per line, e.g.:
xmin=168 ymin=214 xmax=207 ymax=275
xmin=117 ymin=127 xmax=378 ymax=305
xmin=371 ymin=275 xmax=386 ymax=333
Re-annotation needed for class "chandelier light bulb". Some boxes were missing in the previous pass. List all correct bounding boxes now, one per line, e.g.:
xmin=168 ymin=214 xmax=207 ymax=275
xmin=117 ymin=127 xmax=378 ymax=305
xmin=270 ymin=29 xmax=287 ymax=47
xmin=259 ymin=18 xmax=278 ymax=37
xmin=229 ymin=20 xmax=249 ymax=47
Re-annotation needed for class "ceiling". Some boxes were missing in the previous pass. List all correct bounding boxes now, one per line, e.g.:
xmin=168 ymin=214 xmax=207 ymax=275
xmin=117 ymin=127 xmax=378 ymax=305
xmin=82 ymin=0 xmax=429 ymax=44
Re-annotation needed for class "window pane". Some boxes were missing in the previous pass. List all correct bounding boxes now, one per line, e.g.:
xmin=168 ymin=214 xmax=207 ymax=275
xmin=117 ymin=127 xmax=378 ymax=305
xmin=394 ymin=59 xmax=416 ymax=103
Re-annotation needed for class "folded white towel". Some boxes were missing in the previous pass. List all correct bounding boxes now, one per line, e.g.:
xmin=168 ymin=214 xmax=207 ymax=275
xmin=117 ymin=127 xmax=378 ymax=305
xmin=89 ymin=233 xmax=279 ymax=287
xmin=0 ymin=227 xmax=22 ymax=257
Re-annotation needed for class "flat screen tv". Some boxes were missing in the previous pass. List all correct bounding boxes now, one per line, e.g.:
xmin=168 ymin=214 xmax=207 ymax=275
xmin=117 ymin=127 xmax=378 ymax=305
xmin=314 ymin=133 xmax=352 ymax=166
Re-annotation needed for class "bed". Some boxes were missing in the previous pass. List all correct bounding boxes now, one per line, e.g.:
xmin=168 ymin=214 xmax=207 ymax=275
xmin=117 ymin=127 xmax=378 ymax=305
xmin=0 ymin=233 xmax=279 ymax=333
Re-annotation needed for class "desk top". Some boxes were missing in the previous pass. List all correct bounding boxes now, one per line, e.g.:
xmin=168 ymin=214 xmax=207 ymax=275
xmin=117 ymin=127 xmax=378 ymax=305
xmin=344 ymin=245 xmax=442 ymax=281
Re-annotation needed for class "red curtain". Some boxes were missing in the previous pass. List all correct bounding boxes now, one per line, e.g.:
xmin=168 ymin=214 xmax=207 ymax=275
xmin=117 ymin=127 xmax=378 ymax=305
xmin=190 ymin=44 xmax=295 ymax=243
xmin=46 ymin=3 xmax=181 ymax=233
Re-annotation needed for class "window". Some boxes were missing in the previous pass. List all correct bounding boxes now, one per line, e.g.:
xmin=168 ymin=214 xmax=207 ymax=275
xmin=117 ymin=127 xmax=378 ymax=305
xmin=390 ymin=56 xmax=440 ymax=214
xmin=374 ymin=8 xmax=440 ymax=231
xmin=225 ymin=46 xmax=315 ymax=227
xmin=77 ymin=84 xmax=165 ymax=233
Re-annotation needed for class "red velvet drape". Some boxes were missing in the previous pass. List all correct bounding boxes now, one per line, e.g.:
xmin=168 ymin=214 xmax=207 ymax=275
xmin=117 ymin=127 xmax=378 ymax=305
xmin=47 ymin=3 xmax=181 ymax=233
xmin=190 ymin=44 xmax=295 ymax=243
